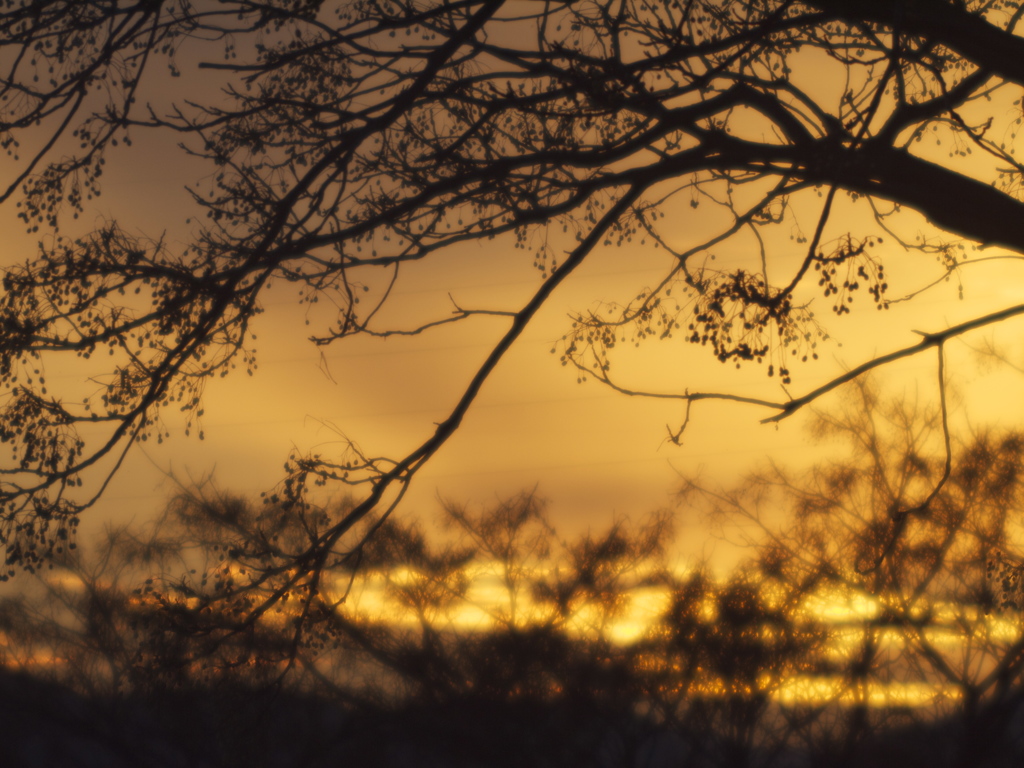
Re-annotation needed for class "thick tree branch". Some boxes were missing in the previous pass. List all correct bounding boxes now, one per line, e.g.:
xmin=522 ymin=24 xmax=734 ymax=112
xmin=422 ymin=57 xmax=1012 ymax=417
xmin=809 ymin=0 xmax=1024 ymax=88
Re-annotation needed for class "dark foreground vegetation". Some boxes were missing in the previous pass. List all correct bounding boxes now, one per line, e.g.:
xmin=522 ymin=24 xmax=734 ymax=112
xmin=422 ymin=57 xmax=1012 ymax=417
xmin=4 ymin=665 xmax=1024 ymax=768
xmin=3 ymin=384 xmax=1024 ymax=767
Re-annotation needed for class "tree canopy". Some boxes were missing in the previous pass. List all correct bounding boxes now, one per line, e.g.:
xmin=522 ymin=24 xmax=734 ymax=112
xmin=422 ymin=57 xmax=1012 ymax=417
xmin=3 ymin=0 xmax=1024 ymax=599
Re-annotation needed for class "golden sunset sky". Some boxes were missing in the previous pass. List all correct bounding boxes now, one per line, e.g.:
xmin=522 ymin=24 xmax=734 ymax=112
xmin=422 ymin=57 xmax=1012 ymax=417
xmin=6 ymin=28 xmax=1024 ymax=568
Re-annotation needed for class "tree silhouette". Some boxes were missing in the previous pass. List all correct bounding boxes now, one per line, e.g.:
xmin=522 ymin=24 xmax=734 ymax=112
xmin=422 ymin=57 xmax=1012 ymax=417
xmin=5 ymin=0 xmax=1024 ymax=624
xmin=0 ymin=487 xmax=686 ymax=765
xmin=684 ymin=378 xmax=1024 ymax=766
xmin=6 ymin=383 xmax=1024 ymax=766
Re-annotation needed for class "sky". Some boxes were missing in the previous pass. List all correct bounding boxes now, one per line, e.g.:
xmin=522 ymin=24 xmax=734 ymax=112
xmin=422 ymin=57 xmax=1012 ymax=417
xmin=6 ymin=16 xmax=1024 ymax=570
xmin=20 ymin=167 xmax=1024 ymax=570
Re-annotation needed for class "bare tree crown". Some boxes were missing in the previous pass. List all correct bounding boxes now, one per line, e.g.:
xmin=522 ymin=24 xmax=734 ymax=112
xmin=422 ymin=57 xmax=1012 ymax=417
xmin=2 ymin=0 xmax=1024 ymax=588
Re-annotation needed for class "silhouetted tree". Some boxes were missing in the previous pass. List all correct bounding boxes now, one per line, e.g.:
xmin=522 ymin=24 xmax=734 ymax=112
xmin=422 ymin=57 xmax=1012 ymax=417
xmin=6 ymin=0 xmax=1024 ymax=628
xmin=7 ymin=402 xmax=1024 ymax=766
xmin=0 ymin=488 xmax=693 ymax=765
xmin=685 ymin=378 xmax=1024 ymax=766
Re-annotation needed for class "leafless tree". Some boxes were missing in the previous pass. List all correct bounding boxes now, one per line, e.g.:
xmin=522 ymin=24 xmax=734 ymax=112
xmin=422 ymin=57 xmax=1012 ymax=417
xmin=4 ymin=0 xmax=1024 ymax=629
xmin=10 ymin=403 xmax=1024 ymax=766
xmin=685 ymin=377 xmax=1024 ymax=766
